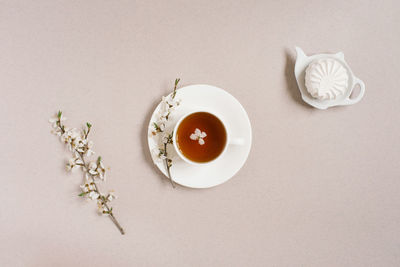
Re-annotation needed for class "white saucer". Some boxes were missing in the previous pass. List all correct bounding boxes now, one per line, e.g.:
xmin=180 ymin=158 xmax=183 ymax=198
xmin=147 ymin=84 xmax=252 ymax=188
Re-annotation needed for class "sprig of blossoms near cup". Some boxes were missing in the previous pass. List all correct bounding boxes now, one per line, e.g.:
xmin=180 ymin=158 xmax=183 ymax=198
xmin=49 ymin=111 xmax=125 ymax=235
xmin=150 ymin=78 xmax=181 ymax=188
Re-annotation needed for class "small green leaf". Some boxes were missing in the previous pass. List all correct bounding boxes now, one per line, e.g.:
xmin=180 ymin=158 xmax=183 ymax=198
xmin=78 ymin=192 xmax=86 ymax=197
xmin=172 ymin=79 xmax=180 ymax=98
xmin=97 ymin=156 xmax=102 ymax=163
xmin=86 ymin=122 xmax=92 ymax=128
xmin=57 ymin=110 xmax=62 ymax=118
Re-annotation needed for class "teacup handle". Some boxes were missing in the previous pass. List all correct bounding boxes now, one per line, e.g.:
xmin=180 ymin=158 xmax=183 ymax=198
xmin=342 ymin=77 xmax=365 ymax=106
xmin=229 ymin=138 xmax=244 ymax=145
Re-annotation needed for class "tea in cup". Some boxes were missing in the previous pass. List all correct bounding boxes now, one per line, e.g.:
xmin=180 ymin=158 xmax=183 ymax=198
xmin=173 ymin=110 xmax=243 ymax=164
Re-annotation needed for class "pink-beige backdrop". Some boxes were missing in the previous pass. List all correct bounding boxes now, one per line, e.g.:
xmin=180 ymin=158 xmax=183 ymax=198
xmin=1 ymin=0 xmax=399 ymax=266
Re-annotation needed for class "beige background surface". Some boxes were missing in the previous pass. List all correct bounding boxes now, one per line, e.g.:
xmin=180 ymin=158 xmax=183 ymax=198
xmin=1 ymin=0 xmax=399 ymax=266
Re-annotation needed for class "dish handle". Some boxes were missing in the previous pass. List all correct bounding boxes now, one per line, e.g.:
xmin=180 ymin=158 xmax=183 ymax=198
xmin=342 ymin=77 xmax=365 ymax=105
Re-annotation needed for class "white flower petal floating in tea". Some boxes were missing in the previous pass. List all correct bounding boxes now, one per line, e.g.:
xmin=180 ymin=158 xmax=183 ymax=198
xmin=189 ymin=128 xmax=207 ymax=145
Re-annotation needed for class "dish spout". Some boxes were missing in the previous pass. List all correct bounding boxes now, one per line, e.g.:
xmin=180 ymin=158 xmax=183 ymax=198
xmin=295 ymin=46 xmax=307 ymax=62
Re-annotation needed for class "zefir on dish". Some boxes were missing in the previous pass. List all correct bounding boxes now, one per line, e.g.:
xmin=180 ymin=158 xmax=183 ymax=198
xmin=294 ymin=47 xmax=366 ymax=109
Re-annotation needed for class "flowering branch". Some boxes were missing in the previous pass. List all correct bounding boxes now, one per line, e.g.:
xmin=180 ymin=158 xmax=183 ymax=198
xmin=151 ymin=78 xmax=181 ymax=188
xmin=49 ymin=111 xmax=125 ymax=235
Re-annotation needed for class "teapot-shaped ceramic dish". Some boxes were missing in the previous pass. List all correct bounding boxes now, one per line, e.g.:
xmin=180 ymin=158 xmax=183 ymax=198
xmin=294 ymin=47 xmax=365 ymax=109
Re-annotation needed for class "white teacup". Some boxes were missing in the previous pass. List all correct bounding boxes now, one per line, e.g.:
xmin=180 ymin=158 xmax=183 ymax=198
xmin=172 ymin=110 xmax=244 ymax=165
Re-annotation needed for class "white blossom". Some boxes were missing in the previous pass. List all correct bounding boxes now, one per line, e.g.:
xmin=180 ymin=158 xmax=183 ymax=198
xmin=97 ymin=200 xmax=107 ymax=214
xmin=190 ymin=128 xmax=207 ymax=145
xmin=71 ymin=137 xmax=95 ymax=156
xmin=85 ymin=140 xmax=95 ymax=156
xmin=158 ymin=96 xmax=180 ymax=121
xmin=166 ymin=97 xmax=180 ymax=109
xmin=88 ymin=191 xmax=100 ymax=200
xmin=158 ymin=102 xmax=169 ymax=115
xmin=61 ymin=128 xmax=79 ymax=143
xmin=80 ymin=181 xmax=96 ymax=193
xmin=88 ymin=162 xmax=98 ymax=175
xmin=66 ymin=157 xmax=83 ymax=172
xmin=61 ymin=128 xmax=82 ymax=151
xmin=97 ymin=160 xmax=106 ymax=180
xmin=160 ymin=111 xmax=169 ymax=119
xmin=107 ymin=191 xmax=117 ymax=202
xmin=72 ymin=136 xmax=85 ymax=153
xmin=151 ymin=148 xmax=162 ymax=163
xmin=157 ymin=121 xmax=166 ymax=132
xmin=66 ymin=158 xmax=76 ymax=171
xmin=161 ymin=96 xmax=169 ymax=109
xmin=51 ymin=127 xmax=63 ymax=136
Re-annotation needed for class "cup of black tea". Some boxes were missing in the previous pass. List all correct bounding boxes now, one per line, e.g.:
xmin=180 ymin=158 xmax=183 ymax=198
xmin=173 ymin=110 xmax=243 ymax=164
